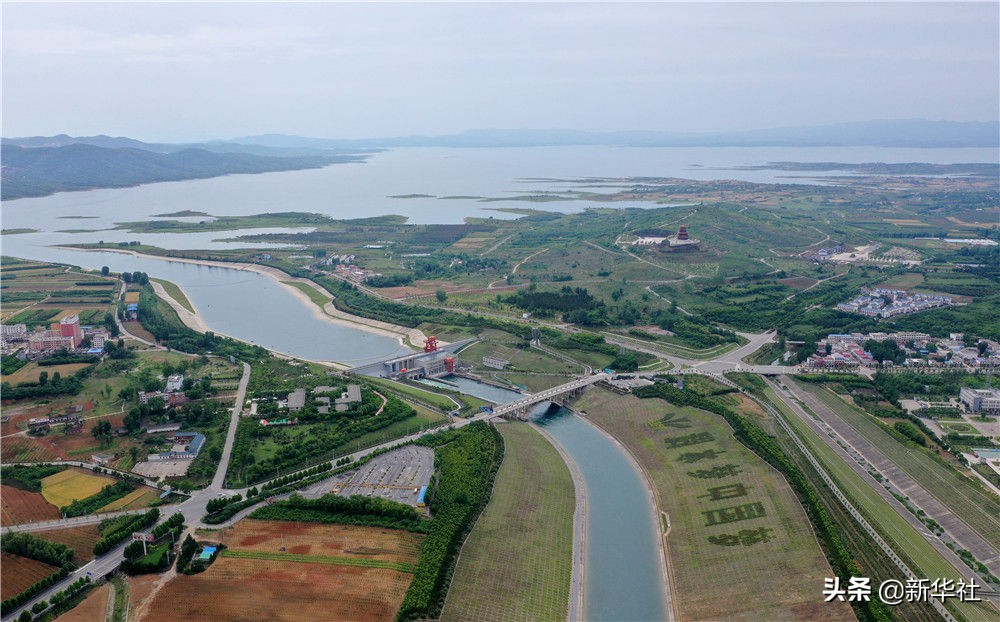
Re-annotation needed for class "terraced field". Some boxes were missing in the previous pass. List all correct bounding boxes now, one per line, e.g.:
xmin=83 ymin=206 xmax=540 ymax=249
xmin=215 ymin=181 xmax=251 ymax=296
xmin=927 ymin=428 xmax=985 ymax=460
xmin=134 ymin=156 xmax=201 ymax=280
xmin=575 ymin=387 xmax=854 ymax=622
xmin=440 ymin=422 xmax=575 ymax=622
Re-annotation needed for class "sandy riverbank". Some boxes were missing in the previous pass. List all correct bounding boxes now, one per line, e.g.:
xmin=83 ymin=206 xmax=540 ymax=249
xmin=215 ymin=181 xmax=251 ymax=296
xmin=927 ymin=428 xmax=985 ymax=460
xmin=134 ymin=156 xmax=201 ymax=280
xmin=63 ymin=247 xmax=427 ymax=350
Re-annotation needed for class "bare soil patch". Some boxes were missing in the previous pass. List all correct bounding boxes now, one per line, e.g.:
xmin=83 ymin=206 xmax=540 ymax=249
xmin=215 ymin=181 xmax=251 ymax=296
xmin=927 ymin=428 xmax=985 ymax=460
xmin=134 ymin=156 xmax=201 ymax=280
xmin=54 ymin=582 xmax=110 ymax=622
xmin=217 ymin=520 xmax=423 ymax=565
xmin=1 ymin=552 xmax=58 ymax=600
xmin=0 ymin=484 xmax=60 ymax=526
xmin=140 ymin=556 xmax=415 ymax=622
xmin=35 ymin=524 xmax=102 ymax=564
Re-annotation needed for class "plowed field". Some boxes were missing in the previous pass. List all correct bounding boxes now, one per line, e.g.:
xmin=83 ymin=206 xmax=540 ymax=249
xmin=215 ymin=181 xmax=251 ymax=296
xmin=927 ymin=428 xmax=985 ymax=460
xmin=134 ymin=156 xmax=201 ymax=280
xmin=141 ymin=522 xmax=423 ymax=622
xmin=0 ymin=485 xmax=60 ymax=526
xmin=219 ymin=520 xmax=423 ymax=564
xmin=142 ymin=557 xmax=414 ymax=622
xmin=1 ymin=552 xmax=58 ymax=600
xmin=33 ymin=524 xmax=102 ymax=564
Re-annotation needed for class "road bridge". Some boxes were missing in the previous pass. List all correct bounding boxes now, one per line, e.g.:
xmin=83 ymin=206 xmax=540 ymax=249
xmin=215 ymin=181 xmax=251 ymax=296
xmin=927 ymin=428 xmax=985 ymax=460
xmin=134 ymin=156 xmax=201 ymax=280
xmin=489 ymin=373 xmax=610 ymax=420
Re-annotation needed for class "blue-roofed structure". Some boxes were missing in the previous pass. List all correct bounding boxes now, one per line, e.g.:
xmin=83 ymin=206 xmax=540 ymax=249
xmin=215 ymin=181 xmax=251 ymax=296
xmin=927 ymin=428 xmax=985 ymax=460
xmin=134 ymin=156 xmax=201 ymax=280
xmin=198 ymin=546 xmax=217 ymax=561
xmin=417 ymin=485 xmax=428 ymax=507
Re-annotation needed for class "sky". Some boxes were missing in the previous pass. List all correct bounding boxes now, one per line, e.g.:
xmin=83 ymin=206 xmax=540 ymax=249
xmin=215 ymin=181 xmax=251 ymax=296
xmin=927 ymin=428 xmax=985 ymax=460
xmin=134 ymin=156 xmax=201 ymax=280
xmin=2 ymin=2 xmax=998 ymax=142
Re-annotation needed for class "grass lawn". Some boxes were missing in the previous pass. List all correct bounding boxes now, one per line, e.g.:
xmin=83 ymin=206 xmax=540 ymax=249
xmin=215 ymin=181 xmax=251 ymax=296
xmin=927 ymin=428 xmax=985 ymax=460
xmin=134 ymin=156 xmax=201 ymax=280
xmin=793 ymin=380 xmax=1000 ymax=551
xmin=765 ymin=387 xmax=998 ymax=622
xmin=440 ymin=423 xmax=574 ymax=622
xmin=151 ymin=277 xmax=195 ymax=313
xmin=574 ymin=387 xmax=854 ymax=622
xmin=364 ymin=377 xmax=457 ymax=412
xmin=282 ymin=280 xmax=331 ymax=307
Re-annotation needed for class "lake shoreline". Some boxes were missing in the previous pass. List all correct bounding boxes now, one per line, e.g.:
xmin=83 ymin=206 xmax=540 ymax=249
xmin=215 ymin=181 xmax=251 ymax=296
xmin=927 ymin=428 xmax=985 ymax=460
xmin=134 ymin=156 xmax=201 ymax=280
xmin=58 ymin=246 xmax=421 ymax=363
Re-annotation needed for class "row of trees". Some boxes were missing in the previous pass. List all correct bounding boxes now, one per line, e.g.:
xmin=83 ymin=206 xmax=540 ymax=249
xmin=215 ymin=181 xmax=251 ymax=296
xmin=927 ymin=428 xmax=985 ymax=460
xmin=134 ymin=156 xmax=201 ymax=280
xmin=251 ymin=494 xmax=428 ymax=532
xmin=94 ymin=509 xmax=159 ymax=555
xmin=1 ymin=533 xmax=75 ymax=571
xmin=397 ymin=422 xmax=504 ymax=621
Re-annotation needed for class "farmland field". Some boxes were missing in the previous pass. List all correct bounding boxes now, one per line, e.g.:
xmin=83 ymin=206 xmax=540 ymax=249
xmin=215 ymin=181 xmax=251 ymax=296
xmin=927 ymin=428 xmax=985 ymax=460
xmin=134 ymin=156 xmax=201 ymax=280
xmin=32 ymin=524 xmax=102 ymax=564
xmin=40 ymin=467 xmax=116 ymax=508
xmin=0 ymin=436 xmax=60 ymax=462
xmin=1 ymin=362 xmax=93 ymax=385
xmin=440 ymin=422 xmax=574 ymax=622
xmin=95 ymin=487 xmax=160 ymax=513
xmin=0 ymin=484 xmax=60 ymax=525
xmin=574 ymin=387 xmax=854 ymax=622
xmin=0 ymin=552 xmax=58 ymax=600
xmin=141 ymin=521 xmax=423 ymax=622
xmin=217 ymin=520 xmax=424 ymax=564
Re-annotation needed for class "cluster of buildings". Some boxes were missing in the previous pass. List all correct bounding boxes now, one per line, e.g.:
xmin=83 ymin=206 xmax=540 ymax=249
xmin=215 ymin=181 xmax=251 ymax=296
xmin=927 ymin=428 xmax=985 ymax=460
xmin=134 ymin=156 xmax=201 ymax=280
xmin=2 ymin=316 xmax=110 ymax=357
xmin=805 ymin=332 xmax=1000 ymax=370
xmin=27 ymin=406 xmax=85 ymax=435
xmin=334 ymin=262 xmax=379 ymax=283
xmin=148 ymin=431 xmax=205 ymax=461
xmin=633 ymin=226 xmax=701 ymax=250
xmin=836 ymin=288 xmax=954 ymax=318
xmin=800 ymin=243 xmax=847 ymax=263
xmin=138 ymin=375 xmax=189 ymax=408
xmin=273 ymin=384 xmax=363 ymax=416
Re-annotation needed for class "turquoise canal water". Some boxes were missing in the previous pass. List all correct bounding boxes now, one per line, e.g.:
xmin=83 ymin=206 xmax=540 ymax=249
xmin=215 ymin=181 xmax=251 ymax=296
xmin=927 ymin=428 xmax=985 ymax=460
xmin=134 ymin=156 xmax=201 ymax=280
xmin=442 ymin=376 xmax=668 ymax=621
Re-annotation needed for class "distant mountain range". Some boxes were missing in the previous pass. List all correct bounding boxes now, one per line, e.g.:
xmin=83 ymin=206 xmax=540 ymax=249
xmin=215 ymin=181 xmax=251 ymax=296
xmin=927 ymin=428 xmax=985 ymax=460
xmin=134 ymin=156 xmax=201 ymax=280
xmin=238 ymin=119 xmax=1000 ymax=149
xmin=3 ymin=120 xmax=996 ymax=200
xmin=1 ymin=138 xmax=370 ymax=200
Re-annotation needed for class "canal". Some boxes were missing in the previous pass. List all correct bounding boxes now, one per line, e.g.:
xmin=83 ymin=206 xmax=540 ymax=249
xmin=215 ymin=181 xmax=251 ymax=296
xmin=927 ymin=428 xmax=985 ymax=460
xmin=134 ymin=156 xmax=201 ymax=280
xmin=433 ymin=375 xmax=669 ymax=621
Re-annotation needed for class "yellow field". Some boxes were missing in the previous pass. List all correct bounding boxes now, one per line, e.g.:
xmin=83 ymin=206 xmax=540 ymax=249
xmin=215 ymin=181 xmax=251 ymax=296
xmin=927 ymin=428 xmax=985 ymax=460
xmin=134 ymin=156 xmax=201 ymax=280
xmin=40 ymin=469 xmax=115 ymax=508
xmin=124 ymin=292 xmax=140 ymax=303
xmin=96 ymin=488 xmax=159 ymax=513
xmin=1 ymin=363 xmax=91 ymax=385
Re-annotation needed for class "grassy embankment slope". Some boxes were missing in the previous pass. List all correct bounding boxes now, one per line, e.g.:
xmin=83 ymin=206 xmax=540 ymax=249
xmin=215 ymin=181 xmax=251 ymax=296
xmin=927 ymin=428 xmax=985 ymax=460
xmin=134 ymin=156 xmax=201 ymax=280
xmin=574 ymin=387 xmax=854 ymax=622
xmin=790 ymin=379 xmax=1000 ymax=552
xmin=764 ymin=385 xmax=998 ymax=622
xmin=440 ymin=422 xmax=574 ymax=622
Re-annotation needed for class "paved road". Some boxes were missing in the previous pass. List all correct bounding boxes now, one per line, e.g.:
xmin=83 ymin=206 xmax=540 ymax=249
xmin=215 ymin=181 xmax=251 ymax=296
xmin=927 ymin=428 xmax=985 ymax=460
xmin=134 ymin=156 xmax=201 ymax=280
xmin=772 ymin=378 xmax=1000 ymax=581
xmin=210 ymin=362 xmax=251 ymax=491
xmin=1 ymin=509 xmax=147 ymax=535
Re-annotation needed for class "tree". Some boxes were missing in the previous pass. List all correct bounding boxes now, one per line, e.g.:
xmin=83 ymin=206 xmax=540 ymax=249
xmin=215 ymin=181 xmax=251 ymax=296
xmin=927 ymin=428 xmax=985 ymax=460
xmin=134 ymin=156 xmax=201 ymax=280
xmin=91 ymin=420 xmax=113 ymax=446
xmin=101 ymin=266 xmax=110 ymax=276
xmin=122 ymin=272 xmax=132 ymax=284
xmin=38 ymin=371 xmax=49 ymax=386
xmin=435 ymin=289 xmax=447 ymax=303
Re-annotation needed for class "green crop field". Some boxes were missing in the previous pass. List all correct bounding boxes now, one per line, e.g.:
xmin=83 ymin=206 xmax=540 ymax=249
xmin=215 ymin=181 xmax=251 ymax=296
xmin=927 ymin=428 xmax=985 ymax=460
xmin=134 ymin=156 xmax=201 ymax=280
xmin=765 ymin=387 xmax=997 ymax=622
xmin=439 ymin=423 xmax=574 ymax=622
xmin=575 ymin=387 xmax=855 ymax=622
xmin=792 ymin=380 xmax=1000 ymax=551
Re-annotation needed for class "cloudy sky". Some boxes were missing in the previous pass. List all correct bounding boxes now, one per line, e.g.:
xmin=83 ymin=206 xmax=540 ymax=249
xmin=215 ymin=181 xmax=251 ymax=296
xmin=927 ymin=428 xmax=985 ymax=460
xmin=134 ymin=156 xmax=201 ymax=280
xmin=2 ymin=2 xmax=997 ymax=142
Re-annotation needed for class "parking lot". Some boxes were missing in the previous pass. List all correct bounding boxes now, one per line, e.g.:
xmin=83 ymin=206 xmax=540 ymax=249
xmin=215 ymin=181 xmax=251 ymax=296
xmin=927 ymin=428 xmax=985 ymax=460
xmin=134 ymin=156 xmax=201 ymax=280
xmin=304 ymin=445 xmax=435 ymax=507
